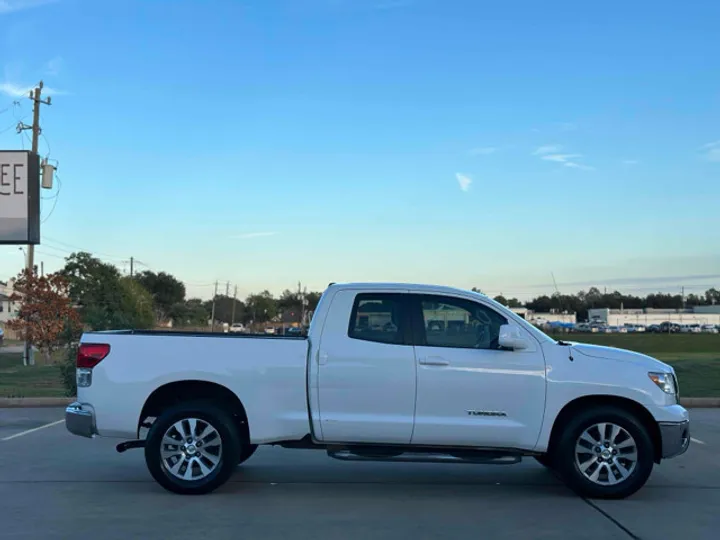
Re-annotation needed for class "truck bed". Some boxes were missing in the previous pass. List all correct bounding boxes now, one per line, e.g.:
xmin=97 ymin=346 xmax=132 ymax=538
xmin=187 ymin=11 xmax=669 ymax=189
xmin=89 ymin=329 xmax=306 ymax=339
xmin=78 ymin=330 xmax=311 ymax=443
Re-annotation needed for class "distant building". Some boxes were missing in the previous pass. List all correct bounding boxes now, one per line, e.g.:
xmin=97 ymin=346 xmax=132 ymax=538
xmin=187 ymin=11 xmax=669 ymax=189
xmin=510 ymin=307 xmax=576 ymax=325
xmin=0 ymin=280 xmax=20 ymax=324
xmin=588 ymin=306 xmax=720 ymax=326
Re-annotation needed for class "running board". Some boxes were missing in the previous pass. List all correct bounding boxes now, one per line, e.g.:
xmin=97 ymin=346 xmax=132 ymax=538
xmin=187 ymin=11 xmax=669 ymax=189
xmin=116 ymin=440 xmax=145 ymax=453
xmin=327 ymin=449 xmax=521 ymax=465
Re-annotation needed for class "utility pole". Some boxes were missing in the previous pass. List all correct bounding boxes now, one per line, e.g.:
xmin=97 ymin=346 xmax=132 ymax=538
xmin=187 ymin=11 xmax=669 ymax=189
xmin=681 ymin=286 xmax=685 ymax=309
xmin=210 ymin=281 xmax=218 ymax=332
xmin=17 ymin=82 xmax=51 ymax=276
xmin=40 ymin=261 xmax=44 ymax=277
xmin=17 ymin=81 xmax=51 ymax=367
xmin=231 ymin=285 xmax=238 ymax=325
xmin=226 ymin=281 xmax=230 ymax=296
xmin=130 ymin=257 xmax=134 ymax=278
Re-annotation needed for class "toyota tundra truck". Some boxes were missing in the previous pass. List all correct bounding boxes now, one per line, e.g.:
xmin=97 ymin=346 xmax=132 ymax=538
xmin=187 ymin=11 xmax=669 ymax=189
xmin=65 ymin=282 xmax=690 ymax=498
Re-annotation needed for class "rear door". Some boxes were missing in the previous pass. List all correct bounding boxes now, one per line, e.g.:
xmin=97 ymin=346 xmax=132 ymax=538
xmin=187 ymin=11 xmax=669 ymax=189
xmin=315 ymin=289 xmax=417 ymax=444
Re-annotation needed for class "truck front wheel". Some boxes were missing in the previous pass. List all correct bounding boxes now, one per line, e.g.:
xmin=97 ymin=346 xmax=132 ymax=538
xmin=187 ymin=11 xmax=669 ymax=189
xmin=238 ymin=444 xmax=258 ymax=465
xmin=144 ymin=402 xmax=241 ymax=495
xmin=554 ymin=406 xmax=654 ymax=500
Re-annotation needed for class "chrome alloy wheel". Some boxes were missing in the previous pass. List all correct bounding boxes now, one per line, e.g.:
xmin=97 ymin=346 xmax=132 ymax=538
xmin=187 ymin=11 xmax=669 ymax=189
xmin=160 ymin=418 xmax=223 ymax=481
xmin=574 ymin=422 xmax=638 ymax=486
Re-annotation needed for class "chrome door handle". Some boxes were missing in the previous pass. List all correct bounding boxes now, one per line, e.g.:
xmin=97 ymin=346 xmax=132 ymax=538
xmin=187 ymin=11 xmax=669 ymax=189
xmin=419 ymin=356 xmax=449 ymax=366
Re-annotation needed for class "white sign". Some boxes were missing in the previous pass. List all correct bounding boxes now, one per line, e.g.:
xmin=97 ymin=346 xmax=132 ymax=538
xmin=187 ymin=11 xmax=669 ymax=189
xmin=0 ymin=151 xmax=40 ymax=244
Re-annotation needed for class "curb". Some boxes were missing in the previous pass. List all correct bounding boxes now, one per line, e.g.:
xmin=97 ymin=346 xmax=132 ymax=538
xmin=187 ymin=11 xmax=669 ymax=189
xmin=680 ymin=397 xmax=720 ymax=408
xmin=0 ymin=397 xmax=74 ymax=408
xmin=1 ymin=396 xmax=720 ymax=408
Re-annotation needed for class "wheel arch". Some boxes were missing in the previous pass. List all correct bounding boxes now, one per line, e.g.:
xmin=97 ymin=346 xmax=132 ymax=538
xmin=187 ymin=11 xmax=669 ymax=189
xmin=545 ymin=395 xmax=662 ymax=464
xmin=139 ymin=380 xmax=250 ymax=444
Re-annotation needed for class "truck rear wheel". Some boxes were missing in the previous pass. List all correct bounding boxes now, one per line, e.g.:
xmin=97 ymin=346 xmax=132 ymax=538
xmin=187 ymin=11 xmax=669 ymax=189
xmin=554 ymin=406 xmax=654 ymax=499
xmin=144 ymin=402 xmax=241 ymax=495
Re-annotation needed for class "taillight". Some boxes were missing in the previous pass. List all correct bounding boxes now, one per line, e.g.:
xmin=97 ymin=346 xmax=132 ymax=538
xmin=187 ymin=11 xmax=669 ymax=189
xmin=77 ymin=343 xmax=111 ymax=368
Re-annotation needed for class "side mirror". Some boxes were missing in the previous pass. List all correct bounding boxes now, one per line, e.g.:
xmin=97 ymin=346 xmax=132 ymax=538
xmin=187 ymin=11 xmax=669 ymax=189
xmin=498 ymin=324 xmax=529 ymax=350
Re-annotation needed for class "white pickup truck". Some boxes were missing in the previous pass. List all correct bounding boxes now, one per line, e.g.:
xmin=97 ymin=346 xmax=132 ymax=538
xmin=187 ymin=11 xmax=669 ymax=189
xmin=65 ymin=282 xmax=690 ymax=498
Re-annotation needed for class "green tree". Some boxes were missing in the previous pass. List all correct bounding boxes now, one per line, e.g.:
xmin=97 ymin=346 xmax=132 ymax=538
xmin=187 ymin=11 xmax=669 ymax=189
xmin=209 ymin=295 xmax=246 ymax=324
xmin=245 ymin=290 xmax=277 ymax=323
xmin=59 ymin=252 xmax=155 ymax=330
xmin=169 ymin=298 xmax=210 ymax=327
xmin=493 ymin=295 xmax=508 ymax=306
xmin=59 ymin=252 xmax=128 ymax=330
xmin=135 ymin=271 xmax=186 ymax=319
xmin=304 ymin=291 xmax=323 ymax=312
xmin=119 ymin=277 xmax=155 ymax=329
xmin=705 ymin=288 xmax=720 ymax=306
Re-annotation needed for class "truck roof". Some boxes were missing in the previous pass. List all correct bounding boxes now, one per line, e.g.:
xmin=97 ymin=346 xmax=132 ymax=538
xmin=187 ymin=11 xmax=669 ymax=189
xmin=327 ymin=282 xmax=487 ymax=298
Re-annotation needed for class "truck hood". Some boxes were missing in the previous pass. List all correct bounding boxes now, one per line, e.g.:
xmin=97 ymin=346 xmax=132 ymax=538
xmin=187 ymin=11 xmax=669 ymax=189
xmin=569 ymin=342 xmax=673 ymax=372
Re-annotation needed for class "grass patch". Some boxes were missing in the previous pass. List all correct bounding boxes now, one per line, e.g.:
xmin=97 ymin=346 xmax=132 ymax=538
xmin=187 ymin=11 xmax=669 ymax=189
xmin=555 ymin=333 xmax=720 ymax=397
xmin=664 ymin=358 xmax=720 ymax=398
xmin=0 ymin=352 xmax=67 ymax=398
xmin=560 ymin=333 xmax=720 ymax=355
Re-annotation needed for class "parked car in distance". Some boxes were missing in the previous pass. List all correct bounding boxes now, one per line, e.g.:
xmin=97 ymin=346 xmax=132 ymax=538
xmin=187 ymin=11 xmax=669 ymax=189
xmin=228 ymin=323 xmax=246 ymax=334
xmin=65 ymin=282 xmax=690 ymax=499
xmin=0 ymin=326 xmax=4 ymax=346
xmin=284 ymin=326 xmax=304 ymax=337
xmin=659 ymin=322 xmax=682 ymax=333
xmin=701 ymin=324 xmax=719 ymax=334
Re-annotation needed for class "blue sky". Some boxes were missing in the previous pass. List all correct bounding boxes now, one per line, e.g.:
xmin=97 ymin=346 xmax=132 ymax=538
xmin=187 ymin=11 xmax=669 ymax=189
xmin=1 ymin=0 xmax=719 ymax=300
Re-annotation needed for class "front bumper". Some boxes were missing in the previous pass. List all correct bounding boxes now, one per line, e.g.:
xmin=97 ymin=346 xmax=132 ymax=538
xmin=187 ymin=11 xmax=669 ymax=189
xmin=659 ymin=419 xmax=690 ymax=459
xmin=65 ymin=402 xmax=97 ymax=438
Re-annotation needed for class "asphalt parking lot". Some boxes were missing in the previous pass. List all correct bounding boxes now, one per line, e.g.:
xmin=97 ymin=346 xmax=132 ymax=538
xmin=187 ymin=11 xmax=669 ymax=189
xmin=1 ymin=408 xmax=718 ymax=539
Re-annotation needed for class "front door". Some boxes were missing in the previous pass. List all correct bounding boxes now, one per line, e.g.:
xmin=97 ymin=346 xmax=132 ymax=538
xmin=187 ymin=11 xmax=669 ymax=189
xmin=409 ymin=293 xmax=546 ymax=449
xmin=316 ymin=290 xmax=417 ymax=444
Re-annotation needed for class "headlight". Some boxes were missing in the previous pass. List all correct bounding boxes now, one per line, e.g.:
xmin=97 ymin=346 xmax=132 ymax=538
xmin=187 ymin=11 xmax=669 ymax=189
xmin=648 ymin=372 xmax=677 ymax=394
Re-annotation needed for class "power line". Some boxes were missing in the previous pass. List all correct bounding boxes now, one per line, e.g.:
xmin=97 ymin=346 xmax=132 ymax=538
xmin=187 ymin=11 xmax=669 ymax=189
xmin=41 ymin=172 xmax=62 ymax=223
xmin=42 ymin=235 xmax=126 ymax=261
xmin=33 ymin=236 xmax=232 ymax=292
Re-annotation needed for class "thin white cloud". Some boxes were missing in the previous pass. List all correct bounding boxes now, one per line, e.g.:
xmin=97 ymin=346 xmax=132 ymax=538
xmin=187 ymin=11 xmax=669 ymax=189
xmin=563 ymin=161 xmax=595 ymax=171
xmin=232 ymin=232 xmax=278 ymax=239
xmin=532 ymin=144 xmax=563 ymax=156
xmin=469 ymin=146 xmax=497 ymax=156
xmin=0 ymin=81 xmax=66 ymax=97
xmin=535 ymin=149 xmax=594 ymax=171
xmin=0 ymin=0 xmax=58 ymax=14
xmin=700 ymin=141 xmax=720 ymax=162
xmin=541 ymin=153 xmax=581 ymax=163
xmin=456 ymin=173 xmax=472 ymax=192
xmin=45 ymin=56 xmax=63 ymax=76
xmin=622 ymin=159 xmax=639 ymax=165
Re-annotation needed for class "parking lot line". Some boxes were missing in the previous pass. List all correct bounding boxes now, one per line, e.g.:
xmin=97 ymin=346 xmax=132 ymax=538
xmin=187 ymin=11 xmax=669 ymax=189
xmin=1 ymin=419 xmax=64 ymax=442
xmin=691 ymin=437 xmax=706 ymax=445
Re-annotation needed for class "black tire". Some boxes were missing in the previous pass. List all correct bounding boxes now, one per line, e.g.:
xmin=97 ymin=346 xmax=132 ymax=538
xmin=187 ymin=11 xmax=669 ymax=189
xmin=238 ymin=444 xmax=258 ymax=465
xmin=553 ymin=406 xmax=654 ymax=500
xmin=144 ymin=401 xmax=242 ymax=495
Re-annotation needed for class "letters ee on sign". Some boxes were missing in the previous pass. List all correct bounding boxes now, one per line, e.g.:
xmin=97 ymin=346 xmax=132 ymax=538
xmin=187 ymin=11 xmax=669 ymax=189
xmin=0 ymin=151 xmax=40 ymax=245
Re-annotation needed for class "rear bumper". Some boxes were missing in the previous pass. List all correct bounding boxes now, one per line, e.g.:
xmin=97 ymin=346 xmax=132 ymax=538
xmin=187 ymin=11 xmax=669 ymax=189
xmin=65 ymin=402 xmax=97 ymax=438
xmin=659 ymin=419 xmax=690 ymax=459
